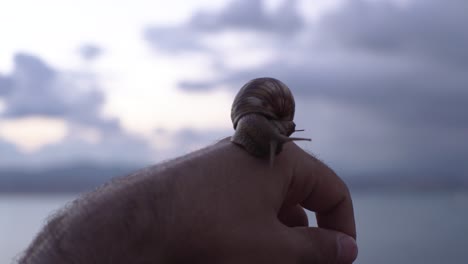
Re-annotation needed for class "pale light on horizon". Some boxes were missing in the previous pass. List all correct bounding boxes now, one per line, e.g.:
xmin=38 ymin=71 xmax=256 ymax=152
xmin=0 ymin=116 xmax=68 ymax=153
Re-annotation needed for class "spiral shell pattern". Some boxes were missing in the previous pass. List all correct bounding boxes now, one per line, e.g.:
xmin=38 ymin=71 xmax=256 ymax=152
xmin=231 ymin=77 xmax=296 ymax=137
xmin=231 ymin=77 xmax=310 ymax=163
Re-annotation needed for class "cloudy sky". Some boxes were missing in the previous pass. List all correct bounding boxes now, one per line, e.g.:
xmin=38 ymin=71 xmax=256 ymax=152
xmin=0 ymin=0 xmax=466 ymax=180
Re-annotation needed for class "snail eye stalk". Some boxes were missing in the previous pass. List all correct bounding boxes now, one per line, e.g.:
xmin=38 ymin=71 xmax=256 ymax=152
xmin=230 ymin=77 xmax=311 ymax=166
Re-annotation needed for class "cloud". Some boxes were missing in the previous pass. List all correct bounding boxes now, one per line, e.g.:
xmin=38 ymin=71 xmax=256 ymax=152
xmin=170 ymin=128 xmax=229 ymax=148
xmin=34 ymin=129 xmax=153 ymax=167
xmin=317 ymin=0 xmax=468 ymax=68
xmin=190 ymin=0 xmax=303 ymax=33
xmin=79 ymin=44 xmax=103 ymax=61
xmin=0 ymin=131 xmax=153 ymax=168
xmin=152 ymin=127 xmax=231 ymax=161
xmin=168 ymin=0 xmax=468 ymax=130
xmin=0 ymin=75 xmax=12 ymax=96
xmin=0 ymin=139 xmax=23 ymax=165
xmin=144 ymin=0 xmax=303 ymax=52
xmin=144 ymin=0 xmax=468 ymax=177
xmin=0 ymin=53 xmax=119 ymax=130
xmin=194 ymin=54 xmax=468 ymax=130
xmin=0 ymin=53 xmax=155 ymax=166
xmin=145 ymin=26 xmax=208 ymax=53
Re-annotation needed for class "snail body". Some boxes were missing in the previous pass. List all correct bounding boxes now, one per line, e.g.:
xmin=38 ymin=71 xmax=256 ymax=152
xmin=231 ymin=77 xmax=310 ymax=165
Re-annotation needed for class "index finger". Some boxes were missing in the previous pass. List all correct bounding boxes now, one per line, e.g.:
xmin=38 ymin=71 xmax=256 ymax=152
xmin=283 ymin=143 xmax=356 ymax=239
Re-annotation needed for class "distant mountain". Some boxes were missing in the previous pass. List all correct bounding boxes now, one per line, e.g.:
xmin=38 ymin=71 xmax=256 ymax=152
xmin=0 ymin=163 xmax=466 ymax=193
xmin=342 ymin=171 xmax=468 ymax=192
xmin=0 ymin=162 xmax=143 ymax=193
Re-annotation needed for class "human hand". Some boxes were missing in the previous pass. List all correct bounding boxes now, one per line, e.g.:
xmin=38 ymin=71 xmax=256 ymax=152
xmin=19 ymin=138 xmax=357 ymax=264
xmin=153 ymin=138 xmax=357 ymax=263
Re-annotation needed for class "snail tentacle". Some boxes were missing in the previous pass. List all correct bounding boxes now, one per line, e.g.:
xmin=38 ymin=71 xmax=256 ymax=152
xmin=230 ymin=77 xmax=311 ymax=165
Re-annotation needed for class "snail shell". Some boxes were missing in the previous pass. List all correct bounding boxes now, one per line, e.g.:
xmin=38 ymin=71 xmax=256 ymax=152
xmin=231 ymin=77 xmax=310 ymax=165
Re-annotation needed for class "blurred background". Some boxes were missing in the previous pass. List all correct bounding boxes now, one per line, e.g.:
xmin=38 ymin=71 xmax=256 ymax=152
xmin=1 ymin=0 xmax=467 ymax=263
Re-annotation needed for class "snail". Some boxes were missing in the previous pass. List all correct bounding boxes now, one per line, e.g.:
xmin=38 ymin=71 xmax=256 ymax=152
xmin=231 ymin=77 xmax=311 ymax=165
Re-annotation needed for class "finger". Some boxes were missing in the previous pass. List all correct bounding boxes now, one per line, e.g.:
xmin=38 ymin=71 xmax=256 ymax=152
xmin=291 ymin=227 xmax=358 ymax=264
xmin=280 ymin=143 xmax=356 ymax=239
xmin=277 ymin=205 xmax=308 ymax=227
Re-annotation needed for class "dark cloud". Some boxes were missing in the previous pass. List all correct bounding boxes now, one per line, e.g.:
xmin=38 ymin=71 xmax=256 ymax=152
xmin=171 ymin=128 xmax=229 ymax=147
xmin=153 ymin=128 xmax=231 ymax=161
xmin=190 ymin=0 xmax=302 ymax=33
xmin=318 ymin=0 xmax=468 ymax=68
xmin=79 ymin=44 xmax=103 ymax=61
xmin=173 ymin=0 xmax=468 ymax=130
xmin=156 ymin=0 xmax=468 ymax=177
xmin=34 ymin=130 xmax=154 ymax=167
xmin=0 ymin=131 xmax=153 ymax=168
xmin=189 ymin=0 xmax=268 ymax=32
xmin=0 ymin=75 xmax=12 ymax=96
xmin=0 ymin=53 xmax=155 ymax=166
xmin=144 ymin=0 xmax=303 ymax=52
xmin=0 ymin=139 xmax=23 ymax=167
xmin=1 ymin=54 xmax=65 ymax=116
xmin=144 ymin=26 xmax=208 ymax=53
xmin=178 ymin=79 xmax=219 ymax=91
xmin=196 ymin=56 xmax=468 ymax=130
xmin=0 ymin=53 xmax=118 ymax=130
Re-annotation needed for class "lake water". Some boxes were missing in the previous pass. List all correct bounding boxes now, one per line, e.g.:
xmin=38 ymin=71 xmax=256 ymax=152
xmin=1 ymin=191 xmax=467 ymax=264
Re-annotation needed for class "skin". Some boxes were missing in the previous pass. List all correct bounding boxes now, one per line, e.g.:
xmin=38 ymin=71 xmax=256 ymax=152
xmin=231 ymin=114 xmax=311 ymax=165
xmin=19 ymin=138 xmax=357 ymax=264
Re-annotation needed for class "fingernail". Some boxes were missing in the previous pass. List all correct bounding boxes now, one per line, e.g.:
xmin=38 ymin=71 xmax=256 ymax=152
xmin=337 ymin=235 xmax=358 ymax=263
